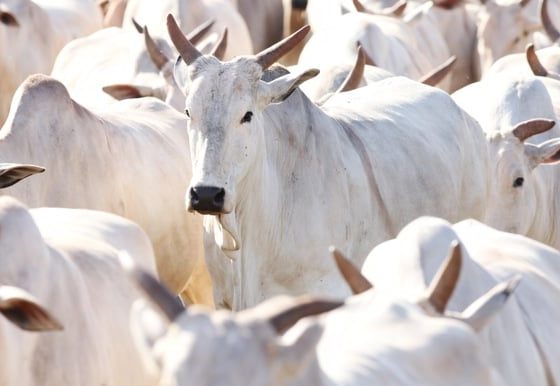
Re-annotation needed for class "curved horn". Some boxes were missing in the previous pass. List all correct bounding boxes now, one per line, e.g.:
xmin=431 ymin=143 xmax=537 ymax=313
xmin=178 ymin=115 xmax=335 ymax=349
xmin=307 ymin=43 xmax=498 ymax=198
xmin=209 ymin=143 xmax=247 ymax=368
xmin=167 ymin=14 xmax=202 ymax=65
xmin=382 ymin=0 xmax=408 ymax=16
xmin=357 ymin=41 xmax=376 ymax=66
xmin=512 ymin=119 xmax=556 ymax=142
xmin=426 ymin=241 xmax=462 ymax=314
xmin=268 ymin=297 xmax=343 ymax=334
xmin=541 ymin=0 xmax=560 ymax=42
xmin=187 ymin=19 xmax=215 ymax=45
xmin=330 ymin=247 xmax=372 ymax=294
xmin=337 ymin=46 xmax=366 ymax=93
xmin=119 ymin=252 xmax=184 ymax=322
xmin=433 ymin=0 xmax=462 ymax=9
xmin=352 ymin=0 xmax=367 ymax=12
xmin=526 ymin=44 xmax=548 ymax=76
xmin=210 ymin=28 xmax=228 ymax=60
xmin=131 ymin=17 xmax=143 ymax=34
xmin=144 ymin=26 xmax=170 ymax=70
xmin=418 ymin=56 xmax=456 ymax=86
xmin=255 ymin=25 xmax=311 ymax=69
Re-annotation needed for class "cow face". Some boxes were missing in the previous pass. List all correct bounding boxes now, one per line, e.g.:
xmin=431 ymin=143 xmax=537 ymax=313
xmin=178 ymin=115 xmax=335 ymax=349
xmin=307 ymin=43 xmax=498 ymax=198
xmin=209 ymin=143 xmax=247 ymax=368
xmin=167 ymin=18 xmax=317 ymax=217
xmin=484 ymin=123 xmax=560 ymax=234
xmin=476 ymin=0 xmax=540 ymax=78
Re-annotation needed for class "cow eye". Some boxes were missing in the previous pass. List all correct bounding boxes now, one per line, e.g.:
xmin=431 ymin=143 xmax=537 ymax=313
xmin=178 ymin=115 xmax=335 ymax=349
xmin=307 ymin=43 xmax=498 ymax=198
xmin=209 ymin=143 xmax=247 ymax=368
xmin=513 ymin=177 xmax=524 ymax=188
xmin=241 ymin=111 xmax=253 ymax=124
xmin=185 ymin=109 xmax=190 ymax=118
xmin=0 ymin=12 xmax=18 ymax=27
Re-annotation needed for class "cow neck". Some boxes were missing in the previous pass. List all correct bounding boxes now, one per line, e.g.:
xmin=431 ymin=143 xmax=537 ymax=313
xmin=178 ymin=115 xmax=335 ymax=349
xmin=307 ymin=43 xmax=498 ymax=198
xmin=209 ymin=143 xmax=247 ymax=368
xmin=228 ymin=89 xmax=353 ymax=309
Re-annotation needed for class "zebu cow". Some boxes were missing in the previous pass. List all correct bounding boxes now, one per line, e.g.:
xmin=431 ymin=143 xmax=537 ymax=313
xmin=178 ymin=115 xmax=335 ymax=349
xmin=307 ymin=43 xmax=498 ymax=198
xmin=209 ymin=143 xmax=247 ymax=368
xmin=51 ymin=20 xmax=217 ymax=108
xmin=298 ymin=11 xmax=453 ymax=91
xmin=0 ymin=194 xmax=160 ymax=386
xmin=122 ymin=0 xmax=253 ymax=58
xmin=0 ymin=75 xmax=211 ymax=306
xmin=122 ymin=234 xmax=515 ymax=386
xmin=167 ymin=17 xmax=488 ymax=309
xmin=361 ymin=216 xmax=560 ymax=385
xmin=0 ymin=0 xmax=102 ymax=124
xmin=452 ymin=73 xmax=560 ymax=248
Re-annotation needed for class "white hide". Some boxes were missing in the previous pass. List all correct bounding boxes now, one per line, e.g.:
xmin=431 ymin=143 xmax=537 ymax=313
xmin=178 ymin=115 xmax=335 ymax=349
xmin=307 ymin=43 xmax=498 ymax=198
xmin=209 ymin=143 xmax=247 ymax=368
xmin=363 ymin=216 xmax=560 ymax=385
xmin=0 ymin=74 xmax=208 ymax=304
xmin=176 ymin=53 xmax=488 ymax=309
xmin=0 ymin=196 xmax=159 ymax=386
xmin=485 ymin=45 xmax=560 ymax=78
xmin=453 ymin=74 xmax=560 ymax=248
xmin=122 ymin=0 xmax=253 ymax=58
xmin=0 ymin=0 xmax=102 ymax=124
xmin=298 ymin=12 xmax=453 ymax=92
xmin=236 ymin=0 xmax=284 ymax=52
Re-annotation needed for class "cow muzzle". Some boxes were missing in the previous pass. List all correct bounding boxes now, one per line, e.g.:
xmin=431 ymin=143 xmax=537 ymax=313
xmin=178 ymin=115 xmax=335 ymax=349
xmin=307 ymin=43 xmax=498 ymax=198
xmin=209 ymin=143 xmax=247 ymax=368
xmin=189 ymin=185 xmax=226 ymax=215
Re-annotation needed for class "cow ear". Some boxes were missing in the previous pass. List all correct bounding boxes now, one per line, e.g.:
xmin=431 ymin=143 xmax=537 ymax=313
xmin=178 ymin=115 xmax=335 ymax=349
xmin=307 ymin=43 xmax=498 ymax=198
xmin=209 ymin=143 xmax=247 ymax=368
xmin=130 ymin=300 xmax=168 ymax=376
xmin=0 ymin=163 xmax=45 ymax=189
xmin=271 ymin=320 xmax=322 ymax=380
xmin=102 ymin=84 xmax=156 ymax=100
xmin=0 ymin=286 xmax=62 ymax=331
xmin=449 ymin=275 xmax=520 ymax=331
xmin=525 ymin=138 xmax=560 ymax=167
xmin=258 ymin=68 xmax=320 ymax=106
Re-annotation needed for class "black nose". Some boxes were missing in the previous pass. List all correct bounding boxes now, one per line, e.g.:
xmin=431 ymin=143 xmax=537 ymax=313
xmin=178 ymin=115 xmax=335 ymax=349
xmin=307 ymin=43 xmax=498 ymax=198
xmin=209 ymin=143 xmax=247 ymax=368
xmin=189 ymin=186 xmax=226 ymax=214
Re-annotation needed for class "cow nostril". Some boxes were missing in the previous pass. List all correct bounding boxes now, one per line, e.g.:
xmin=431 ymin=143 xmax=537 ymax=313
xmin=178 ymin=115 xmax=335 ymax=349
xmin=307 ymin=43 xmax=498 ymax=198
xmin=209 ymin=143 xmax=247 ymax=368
xmin=190 ymin=187 xmax=200 ymax=204
xmin=213 ymin=188 xmax=225 ymax=206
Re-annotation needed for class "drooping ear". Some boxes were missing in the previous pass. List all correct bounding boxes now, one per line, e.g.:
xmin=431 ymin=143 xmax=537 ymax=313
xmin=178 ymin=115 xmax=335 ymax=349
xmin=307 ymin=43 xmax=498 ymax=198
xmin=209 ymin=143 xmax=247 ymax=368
xmin=0 ymin=286 xmax=62 ymax=331
xmin=258 ymin=68 xmax=319 ymax=106
xmin=525 ymin=138 xmax=560 ymax=166
xmin=0 ymin=163 xmax=45 ymax=189
xmin=102 ymin=84 xmax=156 ymax=100
xmin=272 ymin=321 xmax=323 ymax=381
xmin=450 ymin=275 xmax=520 ymax=331
xmin=130 ymin=300 xmax=168 ymax=376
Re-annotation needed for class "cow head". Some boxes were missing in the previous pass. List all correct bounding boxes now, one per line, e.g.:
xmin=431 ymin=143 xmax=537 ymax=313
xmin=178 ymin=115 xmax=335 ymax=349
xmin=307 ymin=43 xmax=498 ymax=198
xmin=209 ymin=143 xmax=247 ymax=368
xmin=167 ymin=15 xmax=318 ymax=218
xmin=120 ymin=252 xmax=340 ymax=386
xmin=476 ymin=0 xmax=540 ymax=78
xmin=485 ymin=119 xmax=560 ymax=234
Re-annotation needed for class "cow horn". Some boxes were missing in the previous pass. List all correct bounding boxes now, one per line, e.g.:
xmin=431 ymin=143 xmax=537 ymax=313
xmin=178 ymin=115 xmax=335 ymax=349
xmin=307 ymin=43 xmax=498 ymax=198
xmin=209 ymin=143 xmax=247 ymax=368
xmin=541 ymin=0 xmax=560 ymax=42
xmin=119 ymin=252 xmax=185 ymax=322
xmin=419 ymin=56 xmax=456 ymax=86
xmin=268 ymin=297 xmax=343 ymax=334
xmin=210 ymin=28 xmax=228 ymax=60
xmin=187 ymin=19 xmax=215 ymax=45
xmin=144 ymin=26 xmax=170 ymax=71
xmin=526 ymin=44 xmax=548 ymax=76
xmin=426 ymin=241 xmax=462 ymax=314
xmin=512 ymin=119 xmax=556 ymax=142
xmin=330 ymin=246 xmax=373 ymax=294
xmin=352 ymin=0 xmax=367 ymax=12
xmin=167 ymin=14 xmax=202 ymax=65
xmin=131 ymin=17 xmax=143 ymax=34
xmin=383 ymin=0 xmax=408 ymax=16
xmin=432 ymin=0 xmax=462 ymax=9
xmin=336 ymin=46 xmax=367 ymax=93
xmin=255 ymin=25 xmax=310 ymax=69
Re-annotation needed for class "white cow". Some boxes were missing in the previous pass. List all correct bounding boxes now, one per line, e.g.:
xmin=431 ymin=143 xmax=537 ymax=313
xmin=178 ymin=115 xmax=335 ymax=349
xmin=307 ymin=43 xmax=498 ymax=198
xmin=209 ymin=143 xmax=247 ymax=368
xmin=51 ymin=20 xmax=217 ymax=108
xmin=123 ymin=231 xmax=515 ymax=386
xmin=0 ymin=194 xmax=161 ymax=386
xmin=362 ymin=216 xmax=560 ymax=385
xmin=122 ymin=0 xmax=253 ymax=58
xmin=0 ymin=74 xmax=211 ymax=306
xmin=453 ymin=73 xmax=560 ymax=248
xmin=298 ymin=11 xmax=453 ymax=91
xmin=0 ymin=0 xmax=102 ymax=124
xmin=167 ymin=17 xmax=488 ymax=309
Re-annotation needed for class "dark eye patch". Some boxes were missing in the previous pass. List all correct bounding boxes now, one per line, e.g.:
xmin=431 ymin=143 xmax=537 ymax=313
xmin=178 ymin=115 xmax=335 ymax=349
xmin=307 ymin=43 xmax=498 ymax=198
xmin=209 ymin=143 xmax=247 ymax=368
xmin=241 ymin=111 xmax=253 ymax=124
xmin=513 ymin=177 xmax=524 ymax=188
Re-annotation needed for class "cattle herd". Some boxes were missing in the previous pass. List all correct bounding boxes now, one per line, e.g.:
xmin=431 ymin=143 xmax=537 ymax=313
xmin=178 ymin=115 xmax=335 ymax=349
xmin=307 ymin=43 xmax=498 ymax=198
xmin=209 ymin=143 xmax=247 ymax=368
xmin=3 ymin=0 xmax=560 ymax=384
